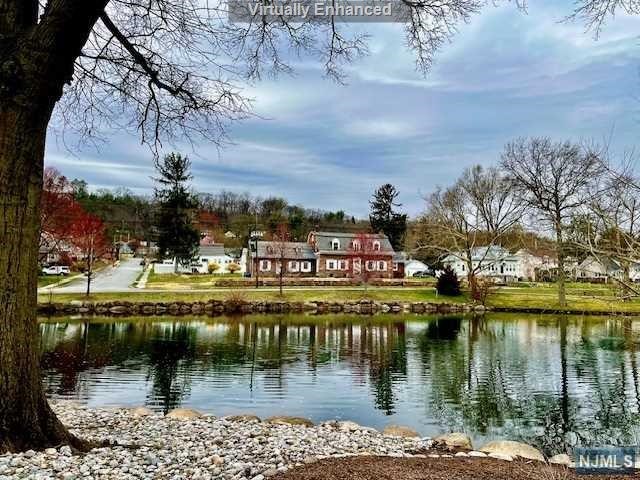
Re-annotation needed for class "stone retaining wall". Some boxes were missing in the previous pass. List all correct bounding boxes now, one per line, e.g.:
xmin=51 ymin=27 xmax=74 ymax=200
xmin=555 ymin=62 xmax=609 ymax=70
xmin=38 ymin=299 xmax=486 ymax=317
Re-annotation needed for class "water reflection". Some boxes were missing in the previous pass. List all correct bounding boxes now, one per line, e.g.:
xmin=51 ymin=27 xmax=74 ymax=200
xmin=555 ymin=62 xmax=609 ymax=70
xmin=40 ymin=314 xmax=640 ymax=454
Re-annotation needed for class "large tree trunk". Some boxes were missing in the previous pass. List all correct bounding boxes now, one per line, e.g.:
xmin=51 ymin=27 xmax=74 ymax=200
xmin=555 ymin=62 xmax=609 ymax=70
xmin=0 ymin=102 xmax=84 ymax=453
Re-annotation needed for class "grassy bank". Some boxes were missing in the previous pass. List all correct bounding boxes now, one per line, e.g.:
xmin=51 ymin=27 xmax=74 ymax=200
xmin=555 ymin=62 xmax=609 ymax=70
xmin=145 ymin=271 xmax=436 ymax=290
xmin=38 ymin=276 xmax=63 ymax=288
xmin=487 ymin=282 xmax=640 ymax=313
xmin=37 ymin=286 xmax=459 ymax=304
xmin=37 ymin=281 xmax=640 ymax=314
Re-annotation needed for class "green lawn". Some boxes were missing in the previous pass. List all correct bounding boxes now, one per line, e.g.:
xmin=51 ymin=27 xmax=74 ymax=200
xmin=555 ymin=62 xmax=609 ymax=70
xmin=146 ymin=271 xmax=435 ymax=290
xmin=488 ymin=282 xmax=640 ymax=313
xmin=37 ymin=287 xmax=463 ymax=304
xmin=146 ymin=271 xmax=243 ymax=286
xmin=38 ymin=276 xmax=66 ymax=288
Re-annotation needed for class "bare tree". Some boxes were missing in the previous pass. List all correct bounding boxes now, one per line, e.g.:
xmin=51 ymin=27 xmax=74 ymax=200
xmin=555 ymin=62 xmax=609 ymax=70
xmin=273 ymin=223 xmax=291 ymax=296
xmin=418 ymin=165 xmax=522 ymax=298
xmin=500 ymin=137 xmax=606 ymax=307
xmin=571 ymin=153 xmax=640 ymax=294
xmin=567 ymin=0 xmax=640 ymax=37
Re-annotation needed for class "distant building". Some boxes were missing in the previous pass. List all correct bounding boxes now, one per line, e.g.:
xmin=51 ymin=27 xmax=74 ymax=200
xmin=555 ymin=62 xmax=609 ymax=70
xmin=154 ymin=235 xmax=237 ymax=274
xmin=251 ymin=241 xmax=316 ymax=277
xmin=442 ymin=246 xmax=520 ymax=283
xmin=307 ymin=231 xmax=395 ymax=279
xmin=576 ymin=256 xmax=624 ymax=283
xmin=513 ymin=249 xmax=558 ymax=281
xmin=247 ymin=230 xmax=398 ymax=279
xmin=392 ymin=252 xmax=406 ymax=279
xmin=404 ymin=258 xmax=429 ymax=277
xmin=39 ymin=232 xmax=80 ymax=265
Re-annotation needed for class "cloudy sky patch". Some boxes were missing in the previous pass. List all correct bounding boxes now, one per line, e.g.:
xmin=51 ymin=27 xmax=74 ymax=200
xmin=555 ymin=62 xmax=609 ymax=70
xmin=46 ymin=1 xmax=640 ymax=216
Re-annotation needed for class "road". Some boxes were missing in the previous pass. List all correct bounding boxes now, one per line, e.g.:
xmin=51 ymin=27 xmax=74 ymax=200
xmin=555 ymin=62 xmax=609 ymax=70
xmin=40 ymin=257 xmax=143 ymax=294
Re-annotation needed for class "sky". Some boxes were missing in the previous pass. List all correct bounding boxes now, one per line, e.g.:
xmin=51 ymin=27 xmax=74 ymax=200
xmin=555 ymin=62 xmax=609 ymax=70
xmin=44 ymin=1 xmax=640 ymax=217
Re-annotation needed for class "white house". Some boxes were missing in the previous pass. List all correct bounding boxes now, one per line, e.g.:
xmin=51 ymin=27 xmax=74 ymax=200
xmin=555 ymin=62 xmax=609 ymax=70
xmin=442 ymin=245 xmax=520 ymax=283
xmin=154 ymin=243 xmax=238 ymax=275
xmin=404 ymin=258 xmax=430 ymax=277
xmin=513 ymin=249 xmax=558 ymax=281
xmin=576 ymin=256 xmax=640 ymax=283
xmin=191 ymin=244 xmax=236 ymax=274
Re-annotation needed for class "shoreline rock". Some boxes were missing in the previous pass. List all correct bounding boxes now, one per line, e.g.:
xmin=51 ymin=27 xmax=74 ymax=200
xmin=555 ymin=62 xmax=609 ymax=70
xmin=37 ymin=299 xmax=481 ymax=317
xmin=0 ymin=402 xmax=581 ymax=480
xmin=479 ymin=440 xmax=545 ymax=462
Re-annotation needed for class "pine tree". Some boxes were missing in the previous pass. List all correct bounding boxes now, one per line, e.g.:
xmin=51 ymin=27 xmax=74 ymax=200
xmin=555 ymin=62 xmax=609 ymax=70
xmin=369 ymin=184 xmax=407 ymax=251
xmin=155 ymin=153 xmax=200 ymax=271
xmin=436 ymin=266 xmax=462 ymax=296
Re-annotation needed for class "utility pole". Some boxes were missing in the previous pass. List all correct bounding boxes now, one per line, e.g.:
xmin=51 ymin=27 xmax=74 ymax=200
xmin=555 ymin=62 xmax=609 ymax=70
xmin=85 ymin=235 xmax=94 ymax=297
xmin=254 ymin=209 xmax=260 ymax=289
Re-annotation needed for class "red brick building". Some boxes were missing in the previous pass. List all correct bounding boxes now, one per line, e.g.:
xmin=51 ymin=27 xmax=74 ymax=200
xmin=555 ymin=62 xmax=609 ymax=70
xmin=249 ymin=231 xmax=403 ymax=279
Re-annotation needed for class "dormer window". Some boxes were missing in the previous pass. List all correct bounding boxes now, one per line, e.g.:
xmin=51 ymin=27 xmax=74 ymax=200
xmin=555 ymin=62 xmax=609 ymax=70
xmin=352 ymin=240 xmax=360 ymax=251
xmin=373 ymin=241 xmax=380 ymax=251
xmin=331 ymin=239 xmax=340 ymax=250
xmin=266 ymin=246 xmax=274 ymax=254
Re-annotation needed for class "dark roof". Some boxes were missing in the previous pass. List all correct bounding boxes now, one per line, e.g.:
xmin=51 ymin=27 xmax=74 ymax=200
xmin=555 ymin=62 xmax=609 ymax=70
xmin=256 ymin=241 xmax=316 ymax=260
xmin=393 ymin=251 xmax=407 ymax=262
xmin=309 ymin=231 xmax=394 ymax=254
xmin=198 ymin=244 xmax=226 ymax=257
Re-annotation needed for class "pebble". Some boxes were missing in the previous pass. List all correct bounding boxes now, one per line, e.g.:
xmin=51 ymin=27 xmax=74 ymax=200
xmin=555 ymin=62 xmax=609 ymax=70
xmin=0 ymin=402 xmax=560 ymax=479
xmin=468 ymin=451 xmax=488 ymax=457
xmin=0 ymin=401 xmax=430 ymax=480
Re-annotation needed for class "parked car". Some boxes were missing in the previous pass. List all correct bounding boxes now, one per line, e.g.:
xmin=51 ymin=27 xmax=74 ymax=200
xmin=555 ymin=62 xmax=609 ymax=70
xmin=42 ymin=265 xmax=71 ymax=276
xmin=412 ymin=270 xmax=434 ymax=278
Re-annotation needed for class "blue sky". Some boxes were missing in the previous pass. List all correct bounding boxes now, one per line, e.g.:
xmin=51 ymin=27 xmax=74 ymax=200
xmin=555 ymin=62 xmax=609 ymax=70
xmin=45 ymin=1 xmax=640 ymax=217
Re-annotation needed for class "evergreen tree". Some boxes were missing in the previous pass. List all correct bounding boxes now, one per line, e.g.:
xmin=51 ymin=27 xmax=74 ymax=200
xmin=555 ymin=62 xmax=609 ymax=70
xmin=154 ymin=153 xmax=200 ymax=270
xmin=369 ymin=184 xmax=407 ymax=251
xmin=436 ymin=266 xmax=462 ymax=296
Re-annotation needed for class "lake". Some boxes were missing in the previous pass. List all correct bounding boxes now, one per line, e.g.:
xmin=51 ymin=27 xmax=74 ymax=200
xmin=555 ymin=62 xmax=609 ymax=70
xmin=39 ymin=313 xmax=640 ymax=454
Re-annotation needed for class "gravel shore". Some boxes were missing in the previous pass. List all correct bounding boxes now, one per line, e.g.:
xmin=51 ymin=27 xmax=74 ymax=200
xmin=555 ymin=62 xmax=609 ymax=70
xmin=0 ymin=402 xmax=431 ymax=480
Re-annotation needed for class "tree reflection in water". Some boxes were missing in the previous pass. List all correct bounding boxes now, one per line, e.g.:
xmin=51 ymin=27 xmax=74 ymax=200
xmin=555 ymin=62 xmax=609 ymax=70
xmin=40 ymin=314 xmax=640 ymax=454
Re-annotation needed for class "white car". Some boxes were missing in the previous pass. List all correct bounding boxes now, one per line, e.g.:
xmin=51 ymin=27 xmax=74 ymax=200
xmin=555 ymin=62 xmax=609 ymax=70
xmin=42 ymin=265 xmax=71 ymax=276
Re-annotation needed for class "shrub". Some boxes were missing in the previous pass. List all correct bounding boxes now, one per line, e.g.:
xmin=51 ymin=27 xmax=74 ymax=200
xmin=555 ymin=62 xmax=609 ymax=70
xmin=470 ymin=276 xmax=495 ymax=305
xmin=208 ymin=262 xmax=220 ymax=274
xmin=437 ymin=266 xmax=461 ymax=296
xmin=227 ymin=262 xmax=241 ymax=274
xmin=225 ymin=290 xmax=248 ymax=313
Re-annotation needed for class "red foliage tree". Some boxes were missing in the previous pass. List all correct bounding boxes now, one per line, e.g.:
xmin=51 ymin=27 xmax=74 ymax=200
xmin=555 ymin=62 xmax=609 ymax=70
xmin=347 ymin=232 xmax=384 ymax=291
xmin=69 ymin=211 xmax=109 ymax=296
xmin=197 ymin=210 xmax=220 ymax=236
xmin=40 ymin=168 xmax=77 ymax=255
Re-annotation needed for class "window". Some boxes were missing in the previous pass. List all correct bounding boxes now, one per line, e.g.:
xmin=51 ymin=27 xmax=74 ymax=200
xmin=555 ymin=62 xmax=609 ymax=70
xmin=339 ymin=260 xmax=348 ymax=270
xmin=202 ymin=258 xmax=208 ymax=264
xmin=289 ymin=261 xmax=299 ymax=271
xmin=266 ymin=246 xmax=274 ymax=254
xmin=461 ymin=264 xmax=465 ymax=272
xmin=331 ymin=239 xmax=340 ymax=250
xmin=378 ymin=261 xmax=386 ymax=271
xmin=260 ymin=260 xmax=271 ymax=271
xmin=301 ymin=261 xmax=312 ymax=272
xmin=366 ymin=260 xmax=376 ymax=271
xmin=373 ymin=241 xmax=380 ymax=251
xmin=393 ymin=262 xmax=398 ymax=272
xmin=327 ymin=260 xmax=337 ymax=270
